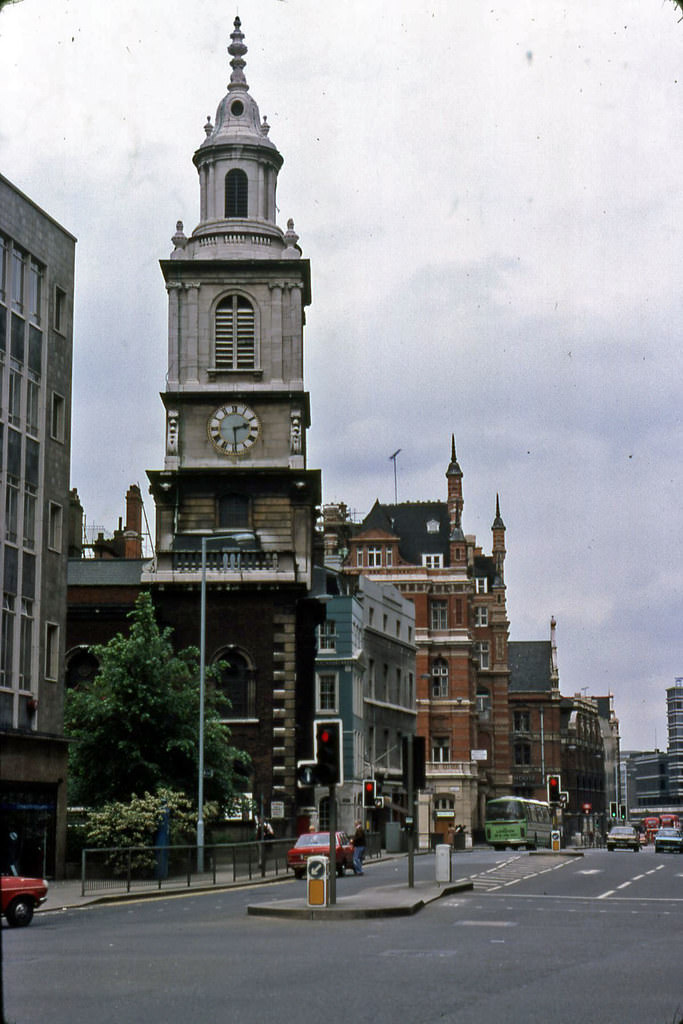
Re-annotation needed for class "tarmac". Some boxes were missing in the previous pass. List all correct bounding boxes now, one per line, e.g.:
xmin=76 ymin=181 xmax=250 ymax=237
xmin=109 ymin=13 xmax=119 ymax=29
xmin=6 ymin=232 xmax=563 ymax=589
xmin=36 ymin=856 xmax=474 ymax=921
xmin=35 ymin=846 xmax=584 ymax=921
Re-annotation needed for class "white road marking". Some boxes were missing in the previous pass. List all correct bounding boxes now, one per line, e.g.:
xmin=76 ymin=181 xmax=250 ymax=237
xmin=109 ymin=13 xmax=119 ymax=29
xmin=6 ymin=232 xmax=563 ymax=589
xmin=456 ymin=920 xmax=517 ymax=927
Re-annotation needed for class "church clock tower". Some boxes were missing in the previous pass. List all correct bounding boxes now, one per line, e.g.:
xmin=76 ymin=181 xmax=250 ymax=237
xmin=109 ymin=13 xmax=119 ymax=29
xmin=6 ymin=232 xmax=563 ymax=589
xmin=144 ymin=18 xmax=321 ymax=824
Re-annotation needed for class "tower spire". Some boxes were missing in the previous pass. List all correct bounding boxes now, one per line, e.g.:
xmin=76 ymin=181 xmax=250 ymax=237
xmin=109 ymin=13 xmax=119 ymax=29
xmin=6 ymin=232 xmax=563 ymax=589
xmin=492 ymin=492 xmax=506 ymax=581
xmin=446 ymin=435 xmax=465 ymax=565
xmin=227 ymin=16 xmax=249 ymax=91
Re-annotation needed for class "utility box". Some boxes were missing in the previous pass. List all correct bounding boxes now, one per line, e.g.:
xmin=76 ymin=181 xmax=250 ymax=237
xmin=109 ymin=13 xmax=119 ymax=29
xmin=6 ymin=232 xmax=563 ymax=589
xmin=551 ymin=830 xmax=561 ymax=852
xmin=435 ymin=843 xmax=453 ymax=884
xmin=306 ymin=854 xmax=329 ymax=907
xmin=385 ymin=821 xmax=403 ymax=853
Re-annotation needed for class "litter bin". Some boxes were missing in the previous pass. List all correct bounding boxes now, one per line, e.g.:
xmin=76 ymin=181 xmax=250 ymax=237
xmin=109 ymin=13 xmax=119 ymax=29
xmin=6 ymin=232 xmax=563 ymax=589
xmin=453 ymin=830 xmax=466 ymax=851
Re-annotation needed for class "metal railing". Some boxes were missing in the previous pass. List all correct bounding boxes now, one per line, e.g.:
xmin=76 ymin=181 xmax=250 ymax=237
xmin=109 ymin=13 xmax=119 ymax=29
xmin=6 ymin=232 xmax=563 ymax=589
xmin=80 ymin=833 xmax=385 ymax=897
xmin=80 ymin=839 xmax=293 ymax=897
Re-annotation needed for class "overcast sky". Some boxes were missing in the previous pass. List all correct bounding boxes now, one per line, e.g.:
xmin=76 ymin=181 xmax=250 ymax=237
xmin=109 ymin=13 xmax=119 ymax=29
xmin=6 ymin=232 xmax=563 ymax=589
xmin=1 ymin=1 xmax=681 ymax=751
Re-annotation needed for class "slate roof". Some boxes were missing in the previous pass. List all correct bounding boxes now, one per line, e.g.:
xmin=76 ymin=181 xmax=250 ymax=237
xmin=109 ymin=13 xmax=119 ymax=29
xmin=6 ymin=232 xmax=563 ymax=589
xmin=358 ymin=500 xmax=451 ymax=566
xmin=508 ymin=641 xmax=553 ymax=693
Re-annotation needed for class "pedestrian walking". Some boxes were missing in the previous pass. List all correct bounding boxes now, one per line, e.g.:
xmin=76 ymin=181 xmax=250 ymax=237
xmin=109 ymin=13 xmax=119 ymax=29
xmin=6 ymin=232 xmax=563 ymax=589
xmin=352 ymin=820 xmax=366 ymax=875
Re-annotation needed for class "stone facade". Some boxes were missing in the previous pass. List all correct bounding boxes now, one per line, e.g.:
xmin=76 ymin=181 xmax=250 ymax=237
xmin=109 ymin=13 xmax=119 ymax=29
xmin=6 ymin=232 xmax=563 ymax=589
xmin=142 ymin=18 xmax=321 ymax=831
xmin=0 ymin=173 xmax=75 ymax=877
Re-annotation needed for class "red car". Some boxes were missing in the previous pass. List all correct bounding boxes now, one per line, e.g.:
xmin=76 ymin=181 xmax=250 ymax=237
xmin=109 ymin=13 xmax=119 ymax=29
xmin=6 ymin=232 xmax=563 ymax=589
xmin=1 ymin=873 xmax=48 ymax=927
xmin=287 ymin=831 xmax=354 ymax=879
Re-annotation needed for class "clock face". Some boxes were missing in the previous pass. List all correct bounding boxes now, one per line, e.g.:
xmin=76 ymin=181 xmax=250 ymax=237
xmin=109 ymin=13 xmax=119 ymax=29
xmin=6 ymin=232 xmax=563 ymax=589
xmin=207 ymin=403 xmax=260 ymax=455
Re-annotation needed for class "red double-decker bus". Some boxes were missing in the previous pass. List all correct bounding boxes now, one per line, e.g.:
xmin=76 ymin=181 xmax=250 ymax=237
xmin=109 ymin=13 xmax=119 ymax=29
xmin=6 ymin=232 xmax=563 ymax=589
xmin=659 ymin=813 xmax=680 ymax=830
xmin=642 ymin=816 xmax=660 ymax=843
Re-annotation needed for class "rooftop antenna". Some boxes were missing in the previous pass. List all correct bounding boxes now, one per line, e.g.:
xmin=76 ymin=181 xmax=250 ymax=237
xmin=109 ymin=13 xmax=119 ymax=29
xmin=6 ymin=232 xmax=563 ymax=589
xmin=389 ymin=449 xmax=401 ymax=504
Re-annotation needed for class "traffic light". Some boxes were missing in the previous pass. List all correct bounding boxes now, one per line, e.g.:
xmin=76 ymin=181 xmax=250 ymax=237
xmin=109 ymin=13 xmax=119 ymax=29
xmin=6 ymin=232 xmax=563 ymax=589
xmin=314 ymin=719 xmax=343 ymax=786
xmin=363 ymin=779 xmax=376 ymax=808
xmin=609 ymin=801 xmax=618 ymax=820
xmin=402 ymin=735 xmax=426 ymax=791
xmin=619 ymin=804 xmax=627 ymax=822
xmin=547 ymin=774 xmax=561 ymax=803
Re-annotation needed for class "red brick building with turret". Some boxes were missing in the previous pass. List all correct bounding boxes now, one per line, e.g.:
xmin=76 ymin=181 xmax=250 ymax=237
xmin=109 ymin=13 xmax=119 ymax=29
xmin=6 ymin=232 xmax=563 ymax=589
xmin=325 ymin=437 xmax=512 ymax=841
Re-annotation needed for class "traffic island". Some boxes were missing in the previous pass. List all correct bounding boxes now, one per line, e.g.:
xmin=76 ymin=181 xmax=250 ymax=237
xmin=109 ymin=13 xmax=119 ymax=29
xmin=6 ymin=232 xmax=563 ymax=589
xmin=247 ymin=879 xmax=473 ymax=920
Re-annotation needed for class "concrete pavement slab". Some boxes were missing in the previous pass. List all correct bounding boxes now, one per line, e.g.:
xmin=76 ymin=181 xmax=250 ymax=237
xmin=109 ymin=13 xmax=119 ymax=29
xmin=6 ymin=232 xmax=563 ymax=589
xmin=247 ymin=878 xmax=473 ymax=919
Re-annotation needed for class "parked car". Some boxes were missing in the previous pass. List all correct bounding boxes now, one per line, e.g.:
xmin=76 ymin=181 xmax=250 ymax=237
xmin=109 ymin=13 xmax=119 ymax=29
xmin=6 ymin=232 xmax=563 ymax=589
xmin=654 ymin=828 xmax=683 ymax=854
xmin=606 ymin=825 xmax=640 ymax=853
xmin=286 ymin=831 xmax=354 ymax=879
xmin=1 ymin=872 xmax=48 ymax=927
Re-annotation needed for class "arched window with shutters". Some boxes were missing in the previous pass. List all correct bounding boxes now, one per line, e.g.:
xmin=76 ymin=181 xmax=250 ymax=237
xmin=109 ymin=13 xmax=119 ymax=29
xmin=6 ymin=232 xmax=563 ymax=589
xmin=214 ymin=294 xmax=256 ymax=370
xmin=225 ymin=169 xmax=248 ymax=217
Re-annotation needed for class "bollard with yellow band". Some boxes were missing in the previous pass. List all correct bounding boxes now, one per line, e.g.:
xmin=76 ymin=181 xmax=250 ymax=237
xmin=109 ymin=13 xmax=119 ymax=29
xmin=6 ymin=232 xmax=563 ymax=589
xmin=306 ymin=855 xmax=329 ymax=907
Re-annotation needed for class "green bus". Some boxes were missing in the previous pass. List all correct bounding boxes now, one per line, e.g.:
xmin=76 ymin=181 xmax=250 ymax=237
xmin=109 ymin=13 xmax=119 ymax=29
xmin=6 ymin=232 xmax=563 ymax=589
xmin=485 ymin=796 xmax=553 ymax=850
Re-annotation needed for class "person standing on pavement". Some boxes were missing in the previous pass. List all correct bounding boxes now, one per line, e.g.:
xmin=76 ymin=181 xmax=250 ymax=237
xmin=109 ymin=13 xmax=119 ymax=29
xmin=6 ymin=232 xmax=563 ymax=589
xmin=352 ymin=820 xmax=366 ymax=875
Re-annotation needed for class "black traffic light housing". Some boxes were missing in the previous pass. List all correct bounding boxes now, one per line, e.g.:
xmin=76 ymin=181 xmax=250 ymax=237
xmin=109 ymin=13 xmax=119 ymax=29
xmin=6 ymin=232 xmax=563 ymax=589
xmin=402 ymin=735 xmax=426 ymax=791
xmin=547 ymin=774 xmax=562 ymax=804
xmin=609 ymin=801 xmax=618 ymax=820
xmin=314 ymin=719 xmax=343 ymax=786
xmin=363 ymin=779 xmax=376 ymax=808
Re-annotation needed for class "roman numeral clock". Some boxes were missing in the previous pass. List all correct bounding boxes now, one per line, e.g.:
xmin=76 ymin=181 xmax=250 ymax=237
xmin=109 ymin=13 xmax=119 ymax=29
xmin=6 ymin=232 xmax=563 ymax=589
xmin=207 ymin=403 xmax=260 ymax=455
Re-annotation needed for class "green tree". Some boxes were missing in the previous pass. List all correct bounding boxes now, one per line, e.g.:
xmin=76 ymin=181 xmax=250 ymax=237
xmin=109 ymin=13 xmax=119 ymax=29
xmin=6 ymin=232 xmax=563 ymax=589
xmin=65 ymin=593 xmax=249 ymax=811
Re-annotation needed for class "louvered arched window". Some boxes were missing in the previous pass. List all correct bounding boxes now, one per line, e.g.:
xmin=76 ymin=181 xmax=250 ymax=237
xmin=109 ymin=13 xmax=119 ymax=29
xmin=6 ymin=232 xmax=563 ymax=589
xmin=225 ymin=169 xmax=248 ymax=218
xmin=215 ymin=295 xmax=256 ymax=370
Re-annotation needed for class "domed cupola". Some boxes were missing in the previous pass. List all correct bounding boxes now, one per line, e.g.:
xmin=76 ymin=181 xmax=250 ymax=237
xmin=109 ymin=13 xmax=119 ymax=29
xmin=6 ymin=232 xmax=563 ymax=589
xmin=184 ymin=17 xmax=297 ymax=261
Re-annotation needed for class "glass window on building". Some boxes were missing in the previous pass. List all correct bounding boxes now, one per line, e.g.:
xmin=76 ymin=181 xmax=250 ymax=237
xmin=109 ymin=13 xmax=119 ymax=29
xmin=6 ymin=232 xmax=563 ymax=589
xmin=430 ymin=599 xmax=447 ymax=631
xmin=513 ymin=710 xmax=530 ymax=733
xmin=317 ymin=672 xmax=337 ymax=712
xmin=432 ymin=658 xmax=448 ymax=698
xmin=317 ymin=620 xmax=336 ymax=651
xmin=432 ymin=736 xmax=450 ymax=763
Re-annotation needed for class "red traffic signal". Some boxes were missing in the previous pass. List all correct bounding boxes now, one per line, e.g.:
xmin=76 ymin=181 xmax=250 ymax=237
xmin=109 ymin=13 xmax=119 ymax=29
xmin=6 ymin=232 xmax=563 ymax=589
xmin=547 ymin=774 xmax=562 ymax=803
xmin=314 ymin=719 xmax=343 ymax=786
xmin=363 ymin=779 xmax=376 ymax=808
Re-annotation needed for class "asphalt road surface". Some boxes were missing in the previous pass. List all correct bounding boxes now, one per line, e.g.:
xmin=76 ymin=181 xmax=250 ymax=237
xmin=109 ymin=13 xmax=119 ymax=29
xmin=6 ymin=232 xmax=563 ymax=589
xmin=4 ymin=846 xmax=683 ymax=1024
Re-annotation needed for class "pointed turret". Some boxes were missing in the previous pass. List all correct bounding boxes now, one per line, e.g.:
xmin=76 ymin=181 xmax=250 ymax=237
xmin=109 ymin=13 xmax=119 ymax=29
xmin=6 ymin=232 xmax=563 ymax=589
xmin=446 ymin=435 xmax=466 ymax=565
xmin=550 ymin=616 xmax=560 ymax=690
xmin=491 ymin=493 xmax=506 ymax=583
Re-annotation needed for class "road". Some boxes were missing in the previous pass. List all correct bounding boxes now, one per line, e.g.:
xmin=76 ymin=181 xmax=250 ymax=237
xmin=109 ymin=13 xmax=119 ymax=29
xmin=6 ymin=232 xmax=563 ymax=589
xmin=3 ymin=846 xmax=683 ymax=1024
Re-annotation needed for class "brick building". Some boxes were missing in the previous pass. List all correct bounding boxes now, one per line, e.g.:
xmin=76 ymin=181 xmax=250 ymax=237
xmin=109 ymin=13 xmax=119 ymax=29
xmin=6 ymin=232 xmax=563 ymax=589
xmin=327 ymin=437 xmax=512 ymax=841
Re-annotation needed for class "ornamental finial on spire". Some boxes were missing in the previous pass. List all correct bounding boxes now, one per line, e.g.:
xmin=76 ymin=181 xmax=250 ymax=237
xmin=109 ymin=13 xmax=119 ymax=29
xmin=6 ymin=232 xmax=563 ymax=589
xmin=493 ymin=493 xmax=505 ymax=530
xmin=228 ymin=15 xmax=249 ymax=91
xmin=447 ymin=433 xmax=462 ymax=477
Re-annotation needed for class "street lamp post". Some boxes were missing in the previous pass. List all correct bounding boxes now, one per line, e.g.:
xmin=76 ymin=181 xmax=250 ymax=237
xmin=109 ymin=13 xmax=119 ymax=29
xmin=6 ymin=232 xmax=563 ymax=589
xmin=197 ymin=535 xmax=208 ymax=872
